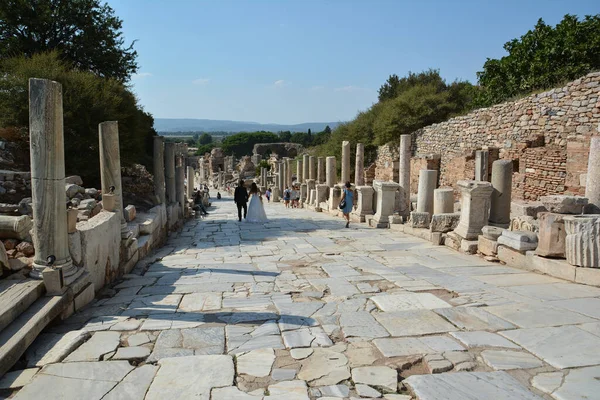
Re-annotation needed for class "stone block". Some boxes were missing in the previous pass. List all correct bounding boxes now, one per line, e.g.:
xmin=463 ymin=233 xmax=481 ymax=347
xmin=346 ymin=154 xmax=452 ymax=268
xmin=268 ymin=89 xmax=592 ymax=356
xmin=124 ymin=205 xmax=136 ymax=222
xmin=529 ymin=254 xmax=576 ymax=281
xmin=497 ymin=235 xmax=537 ymax=252
xmin=410 ymin=211 xmax=430 ymax=228
xmin=536 ymin=212 xmax=566 ymax=258
xmin=482 ymin=225 xmax=503 ymax=240
xmin=575 ymin=267 xmax=600 ymax=287
xmin=65 ymin=176 xmax=83 ymax=186
xmin=510 ymin=201 xmax=546 ymax=218
xmin=68 ymin=231 xmax=82 ymax=266
xmin=564 ymin=215 xmax=600 ymax=268
xmin=502 ymin=230 xmax=538 ymax=243
xmin=540 ymin=195 xmax=588 ymax=214
xmin=461 ymin=240 xmax=478 ymax=254
xmin=74 ymin=283 xmax=95 ymax=311
xmin=389 ymin=215 xmax=402 ymax=225
xmin=510 ymin=215 xmax=539 ymax=233
xmin=497 ymin=246 xmax=529 ymax=270
xmin=430 ymin=213 xmax=460 ymax=233
xmin=431 ymin=232 xmax=443 ymax=245
xmin=42 ymin=267 xmax=64 ymax=295
xmin=444 ymin=232 xmax=462 ymax=251
xmin=478 ymin=236 xmax=498 ymax=256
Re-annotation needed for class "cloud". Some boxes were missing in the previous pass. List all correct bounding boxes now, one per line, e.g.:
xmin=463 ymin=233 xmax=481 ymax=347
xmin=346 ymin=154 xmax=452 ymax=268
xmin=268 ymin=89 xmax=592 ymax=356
xmin=274 ymin=79 xmax=285 ymax=87
xmin=310 ymin=85 xmax=325 ymax=91
xmin=192 ymin=78 xmax=210 ymax=85
xmin=132 ymin=72 xmax=152 ymax=79
xmin=334 ymin=85 xmax=367 ymax=92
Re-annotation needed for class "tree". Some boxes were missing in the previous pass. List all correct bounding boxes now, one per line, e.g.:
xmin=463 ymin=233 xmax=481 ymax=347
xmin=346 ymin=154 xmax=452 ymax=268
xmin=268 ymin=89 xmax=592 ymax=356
xmin=198 ymin=133 xmax=213 ymax=145
xmin=221 ymin=131 xmax=279 ymax=157
xmin=323 ymin=125 xmax=331 ymax=134
xmin=278 ymin=130 xmax=291 ymax=142
xmin=255 ymin=160 xmax=271 ymax=176
xmin=475 ymin=14 xmax=600 ymax=106
xmin=0 ymin=0 xmax=138 ymax=81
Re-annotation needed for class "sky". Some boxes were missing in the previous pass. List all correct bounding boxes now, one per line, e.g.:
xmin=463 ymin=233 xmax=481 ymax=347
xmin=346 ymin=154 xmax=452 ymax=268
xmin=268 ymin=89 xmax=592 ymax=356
xmin=107 ymin=0 xmax=599 ymax=125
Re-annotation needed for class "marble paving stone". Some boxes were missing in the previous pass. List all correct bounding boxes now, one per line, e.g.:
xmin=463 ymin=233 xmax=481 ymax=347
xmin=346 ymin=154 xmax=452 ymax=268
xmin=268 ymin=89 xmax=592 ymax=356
xmin=282 ymin=326 xmax=332 ymax=348
xmin=297 ymin=346 xmax=350 ymax=386
xmin=121 ymin=294 xmax=182 ymax=316
xmin=472 ymin=273 xmax=562 ymax=286
xmin=351 ymin=366 xmax=397 ymax=391
xmin=371 ymin=293 xmax=452 ymax=312
xmin=178 ymin=292 xmax=222 ymax=312
xmin=26 ymin=330 xmax=90 ymax=367
xmin=339 ymin=311 xmax=389 ymax=338
xmin=480 ymin=350 xmax=543 ymax=370
xmin=290 ymin=348 xmax=314 ymax=360
xmin=373 ymin=336 xmax=464 ymax=357
xmin=319 ymin=384 xmax=350 ymax=397
xmin=149 ymin=326 xmax=224 ymax=361
xmin=237 ymin=348 xmax=275 ymax=377
xmin=433 ymin=306 xmax=516 ymax=331
xmin=278 ymin=315 xmax=319 ymax=332
xmin=374 ymin=309 xmax=457 ymax=336
xmin=267 ymin=380 xmax=309 ymax=400
xmin=500 ymin=325 xmax=600 ymax=369
xmin=578 ymin=322 xmax=600 ymax=337
xmin=103 ymin=364 xmax=158 ymax=400
xmin=543 ymin=366 xmax=600 ymax=400
xmin=271 ymin=369 xmax=297 ymax=381
xmin=548 ymin=297 xmax=600 ymax=319
xmin=404 ymin=371 xmax=544 ymax=400
xmin=127 ymin=332 xmax=150 ymax=346
xmin=531 ymin=372 xmax=564 ymax=395
xmin=112 ymin=346 xmax=151 ymax=360
xmin=146 ymin=355 xmax=234 ymax=399
xmin=355 ymin=383 xmax=381 ymax=398
xmin=63 ymin=331 xmax=120 ymax=362
xmin=484 ymin=302 xmax=596 ymax=328
xmin=211 ymin=386 xmax=263 ymax=399
xmin=450 ymin=331 xmax=520 ymax=349
xmin=506 ymin=283 xmax=600 ymax=301
xmin=0 ymin=368 xmax=39 ymax=389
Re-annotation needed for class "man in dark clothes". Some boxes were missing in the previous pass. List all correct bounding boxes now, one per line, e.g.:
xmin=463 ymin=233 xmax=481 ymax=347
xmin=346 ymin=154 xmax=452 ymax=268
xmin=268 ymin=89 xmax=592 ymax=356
xmin=234 ymin=180 xmax=249 ymax=221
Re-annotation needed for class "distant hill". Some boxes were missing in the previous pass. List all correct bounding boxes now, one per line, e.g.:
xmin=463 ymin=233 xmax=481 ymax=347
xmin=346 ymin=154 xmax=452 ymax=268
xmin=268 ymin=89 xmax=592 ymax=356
xmin=154 ymin=118 xmax=341 ymax=133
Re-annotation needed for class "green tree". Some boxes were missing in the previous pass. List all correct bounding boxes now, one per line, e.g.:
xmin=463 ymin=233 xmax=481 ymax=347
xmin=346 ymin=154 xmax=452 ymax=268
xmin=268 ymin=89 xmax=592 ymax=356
xmin=221 ymin=131 xmax=279 ymax=157
xmin=0 ymin=52 xmax=153 ymax=184
xmin=198 ymin=133 xmax=213 ymax=145
xmin=475 ymin=14 xmax=600 ymax=106
xmin=255 ymin=160 xmax=271 ymax=175
xmin=0 ymin=0 xmax=138 ymax=81
xmin=278 ymin=130 xmax=291 ymax=142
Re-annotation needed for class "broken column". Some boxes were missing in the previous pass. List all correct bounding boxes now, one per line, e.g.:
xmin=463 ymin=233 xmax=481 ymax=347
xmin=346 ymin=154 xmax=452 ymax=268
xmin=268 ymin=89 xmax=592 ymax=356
xmin=153 ymin=136 xmax=166 ymax=204
xmin=489 ymin=159 xmax=513 ymax=228
xmin=399 ymin=134 xmax=411 ymax=218
xmin=99 ymin=121 xmax=129 ymax=239
xmin=352 ymin=186 xmax=374 ymax=222
xmin=452 ymin=180 xmax=494 ymax=240
xmin=412 ymin=169 xmax=437 ymax=226
xmin=164 ymin=142 xmax=176 ymax=204
xmin=355 ymin=143 xmax=364 ymax=186
xmin=306 ymin=179 xmax=316 ymax=204
xmin=326 ymin=156 xmax=336 ymax=188
xmin=341 ymin=141 xmax=350 ymax=184
xmin=564 ymin=214 xmax=600 ymax=268
xmin=372 ymin=181 xmax=400 ymax=228
xmin=303 ymin=154 xmax=309 ymax=183
xmin=286 ymin=158 xmax=292 ymax=188
xmin=187 ymin=166 xmax=195 ymax=199
xmin=535 ymin=212 xmax=566 ymax=258
xmin=176 ymin=156 xmax=185 ymax=215
xmin=317 ymin=157 xmax=325 ymax=184
xmin=316 ymin=184 xmax=329 ymax=210
xmin=300 ymin=183 xmax=307 ymax=205
xmin=29 ymin=78 xmax=75 ymax=282
xmin=309 ymin=156 xmax=316 ymax=180
xmin=433 ymin=188 xmax=454 ymax=214
xmin=585 ymin=137 xmax=600 ymax=213
xmin=475 ymin=150 xmax=489 ymax=181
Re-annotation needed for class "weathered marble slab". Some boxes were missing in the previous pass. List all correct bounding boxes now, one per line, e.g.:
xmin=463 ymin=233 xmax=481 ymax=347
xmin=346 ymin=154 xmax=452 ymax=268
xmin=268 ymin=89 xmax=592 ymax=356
xmin=371 ymin=293 xmax=452 ymax=312
xmin=433 ymin=306 xmax=515 ymax=331
xmin=450 ymin=331 xmax=520 ymax=349
xmin=374 ymin=310 xmax=457 ymax=336
xmin=484 ymin=302 xmax=596 ymax=328
xmin=373 ymin=336 xmax=464 ymax=357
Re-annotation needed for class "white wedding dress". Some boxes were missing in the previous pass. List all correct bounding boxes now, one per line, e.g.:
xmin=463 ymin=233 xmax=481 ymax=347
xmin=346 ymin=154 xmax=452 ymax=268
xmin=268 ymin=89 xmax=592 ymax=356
xmin=246 ymin=194 xmax=268 ymax=223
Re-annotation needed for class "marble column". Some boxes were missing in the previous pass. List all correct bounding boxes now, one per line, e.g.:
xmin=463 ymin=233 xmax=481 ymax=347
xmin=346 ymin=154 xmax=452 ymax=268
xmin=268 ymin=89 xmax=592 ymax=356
xmin=303 ymin=154 xmax=309 ymax=183
xmin=282 ymin=159 xmax=288 ymax=189
xmin=277 ymin=162 xmax=283 ymax=191
xmin=328 ymin=185 xmax=342 ymax=211
xmin=316 ymin=184 xmax=329 ymax=208
xmin=475 ymin=150 xmax=489 ymax=181
xmin=355 ymin=143 xmax=365 ymax=186
xmin=399 ymin=134 xmax=411 ymax=217
xmin=433 ymin=188 xmax=454 ymax=214
xmin=586 ymin=137 xmax=600 ymax=212
xmin=176 ymin=156 xmax=185 ymax=215
xmin=489 ymin=159 xmax=513 ymax=228
xmin=352 ymin=186 xmax=374 ymax=222
xmin=416 ymin=170 xmax=437 ymax=215
xmin=341 ymin=140 xmax=350 ymax=184
xmin=309 ymin=156 xmax=316 ymax=180
xmin=99 ymin=121 xmax=129 ymax=239
xmin=297 ymin=159 xmax=303 ymax=183
xmin=29 ymin=78 xmax=75 ymax=281
xmin=286 ymin=158 xmax=292 ymax=188
xmin=564 ymin=214 xmax=600 ymax=267
xmin=317 ymin=157 xmax=325 ymax=184
xmin=153 ymin=136 xmax=166 ymax=204
xmin=187 ymin=166 xmax=195 ymax=199
xmin=453 ymin=180 xmax=494 ymax=240
xmin=300 ymin=183 xmax=307 ymax=204
xmin=164 ymin=142 xmax=176 ymax=204
xmin=326 ymin=156 xmax=336 ymax=188
xmin=306 ymin=179 xmax=316 ymax=203
xmin=372 ymin=181 xmax=400 ymax=228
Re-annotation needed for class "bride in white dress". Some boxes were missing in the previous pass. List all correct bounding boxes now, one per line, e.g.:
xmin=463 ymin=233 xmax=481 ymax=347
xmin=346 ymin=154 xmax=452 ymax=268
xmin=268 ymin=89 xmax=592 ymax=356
xmin=246 ymin=182 xmax=268 ymax=223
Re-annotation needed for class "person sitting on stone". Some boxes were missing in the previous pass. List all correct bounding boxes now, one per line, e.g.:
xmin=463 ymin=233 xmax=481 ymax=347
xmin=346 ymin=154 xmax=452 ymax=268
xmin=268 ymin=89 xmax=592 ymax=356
xmin=193 ymin=190 xmax=208 ymax=216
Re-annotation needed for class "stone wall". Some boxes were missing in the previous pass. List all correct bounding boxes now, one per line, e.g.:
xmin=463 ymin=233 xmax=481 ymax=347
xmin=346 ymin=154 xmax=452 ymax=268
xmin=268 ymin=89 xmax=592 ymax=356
xmin=373 ymin=72 xmax=600 ymax=200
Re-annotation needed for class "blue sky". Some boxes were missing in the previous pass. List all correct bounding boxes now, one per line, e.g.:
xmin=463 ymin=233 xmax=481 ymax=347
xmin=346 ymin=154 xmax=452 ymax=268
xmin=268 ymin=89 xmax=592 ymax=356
xmin=107 ymin=0 xmax=599 ymax=125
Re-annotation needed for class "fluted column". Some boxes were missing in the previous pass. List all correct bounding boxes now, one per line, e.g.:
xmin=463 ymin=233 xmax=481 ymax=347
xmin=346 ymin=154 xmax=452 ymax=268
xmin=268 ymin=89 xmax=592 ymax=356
xmin=303 ymin=154 xmax=309 ymax=183
xmin=187 ymin=166 xmax=195 ymax=199
xmin=341 ymin=141 xmax=350 ymax=184
xmin=297 ymin=159 xmax=303 ymax=183
xmin=29 ymin=78 xmax=74 ymax=280
xmin=355 ymin=143 xmax=364 ymax=186
xmin=164 ymin=142 xmax=176 ymax=204
xmin=309 ymin=156 xmax=316 ymax=180
xmin=317 ymin=157 xmax=325 ymax=184
xmin=399 ymin=134 xmax=411 ymax=217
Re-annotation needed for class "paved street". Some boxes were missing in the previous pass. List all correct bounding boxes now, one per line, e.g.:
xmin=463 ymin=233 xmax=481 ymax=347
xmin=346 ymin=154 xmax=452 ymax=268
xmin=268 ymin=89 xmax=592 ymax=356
xmin=7 ymin=192 xmax=600 ymax=399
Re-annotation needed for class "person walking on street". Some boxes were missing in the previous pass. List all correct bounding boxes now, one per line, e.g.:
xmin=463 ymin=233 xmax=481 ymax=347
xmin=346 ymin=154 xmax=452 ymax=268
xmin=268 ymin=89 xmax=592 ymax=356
xmin=234 ymin=180 xmax=249 ymax=221
xmin=340 ymin=181 xmax=354 ymax=228
xmin=283 ymin=186 xmax=291 ymax=208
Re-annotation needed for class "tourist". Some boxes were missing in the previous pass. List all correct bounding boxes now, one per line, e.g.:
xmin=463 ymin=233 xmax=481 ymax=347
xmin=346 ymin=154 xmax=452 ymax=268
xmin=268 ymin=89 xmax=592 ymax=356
xmin=217 ymin=192 xmax=221 ymax=199
xmin=283 ymin=186 xmax=291 ymax=208
xmin=294 ymin=185 xmax=301 ymax=208
xmin=233 ymin=180 xmax=248 ymax=221
xmin=193 ymin=190 xmax=208 ymax=216
xmin=290 ymin=185 xmax=298 ymax=208
xmin=265 ymin=188 xmax=271 ymax=202
xmin=340 ymin=181 xmax=354 ymax=228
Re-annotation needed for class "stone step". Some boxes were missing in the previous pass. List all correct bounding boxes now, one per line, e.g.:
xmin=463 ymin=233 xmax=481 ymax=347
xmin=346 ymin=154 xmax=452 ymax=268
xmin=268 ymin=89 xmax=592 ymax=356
xmin=0 ymin=280 xmax=45 ymax=332
xmin=0 ymin=293 xmax=69 ymax=376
